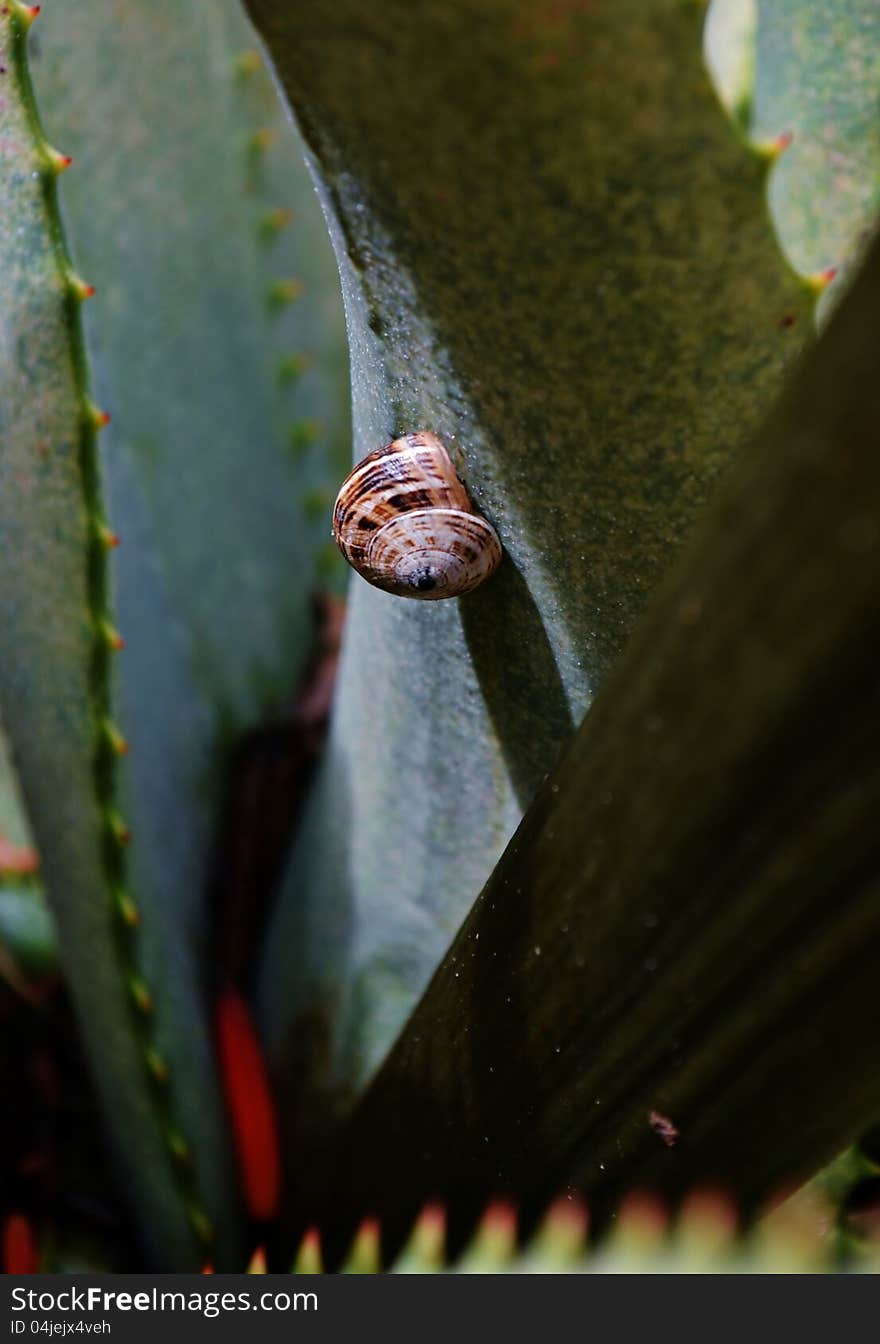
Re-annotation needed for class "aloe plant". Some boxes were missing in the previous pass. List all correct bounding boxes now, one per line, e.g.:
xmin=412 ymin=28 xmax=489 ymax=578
xmin=1 ymin=0 xmax=348 ymax=1268
xmin=706 ymin=0 xmax=880 ymax=320
xmin=251 ymin=0 xmax=816 ymax=1149
xmin=1 ymin=0 xmax=880 ymax=1273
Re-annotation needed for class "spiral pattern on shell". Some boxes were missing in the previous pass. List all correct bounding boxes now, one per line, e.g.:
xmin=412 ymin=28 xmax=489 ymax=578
xmin=332 ymin=432 xmax=502 ymax=599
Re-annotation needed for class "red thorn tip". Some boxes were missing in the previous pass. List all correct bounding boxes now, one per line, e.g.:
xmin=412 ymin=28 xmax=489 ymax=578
xmin=417 ymin=1203 xmax=446 ymax=1233
xmin=58 ymin=154 xmax=73 ymax=170
xmin=545 ymin=1194 xmax=588 ymax=1236
xmin=805 ymin=266 xmax=839 ymax=295
xmin=118 ymin=894 xmax=140 ymax=927
xmin=293 ymin=1226 xmax=323 ymax=1274
xmin=348 ymin=1218 xmax=381 ymax=1267
xmin=264 ymin=207 xmax=293 ymax=230
xmin=110 ymin=811 xmax=131 ymax=844
xmin=104 ymin=720 xmax=129 ymax=754
xmin=248 ymin=1246 xmax=268 ymax=1274
xmin=617 ymin=1190 xmax=669 ymax=1236
xmin=251 ymin=128 xmax=277 ymax=152
xmin=679 ymin=1188 xmax=738 ymax=1236
xmin=270 ymin=278 xmax=304 ymax=305
xmin=82 ymin=283 xmax=96 ymax=298
xmin=482 ymin=1201 xmax=517 ymax=1235
xmin=102 ymin=621 xmax=125 ymax=650
xmin=106 ymin=531 xmax=120 ymax=548
xmin=776 ymin=131 xmax=793 ymax=151
xmin=147 ymin=1051 xmax=168 ymax=1082
xmin=130 ymin=979 xmax=152 ymax=1012
xmin=97 ymin=410 xmax=111 ymax=427
xmin=28 ymin=5 xmax=41 ymax=15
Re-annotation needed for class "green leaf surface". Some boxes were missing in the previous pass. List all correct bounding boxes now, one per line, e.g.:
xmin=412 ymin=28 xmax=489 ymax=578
xmin=707 ymin=0 xmax=880 ymax=312
xmin=0 ymin=884 xmax=56 ymax=981
xmin=0 ymin=718 xmax=34 ymax=855
xmin=703 ymin=0 xmax=757 ymax=129
xmin=312 ymin=233 xmax=880 ymax=1259
xmin=33 ymin=0 xmax=350 ymax=724
xmin=244 ymin=0 xmax=813 ymax=1139
xmin=1 ymin=1 xmax=210 ymax=1266
xmin=754 ymin=0 xmax=880 ymax=286
xmin=3 ymin=0 xmax=348 ymax=1266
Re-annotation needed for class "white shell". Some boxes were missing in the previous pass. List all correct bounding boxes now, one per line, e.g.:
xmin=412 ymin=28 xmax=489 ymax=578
xmin=332 ymin=431 xmax=502 ymax=599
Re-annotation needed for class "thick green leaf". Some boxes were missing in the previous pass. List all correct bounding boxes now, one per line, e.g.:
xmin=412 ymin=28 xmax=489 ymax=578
xmin=707 ymin=0 xmax=880 ymax=312
xmin=3 ymin=0 xmax=348 ymax=1266
xmin=703 ymin=0 xmax=757 ymax=130
xmin=0 ymin=885 xmax=56 ymax=982
xmin=0 ymin=718 xmax=33 ymax=856
xmin=244 ymin=0 xmax=813 ymax=1135
xmin=312 ymin=235 xmax=880 ymax=1260
xmin=1 ymin=1 xmax=212 ymax=1266
xmin=33 ymin=0 xmax=350 ymax=720
xmin=754 ymin=0 xmax=880 ymax=288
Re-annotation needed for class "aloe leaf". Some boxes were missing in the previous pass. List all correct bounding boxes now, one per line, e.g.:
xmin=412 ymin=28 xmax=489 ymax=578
xmin=244 ymin=0 xmax=813 ymax=1137
xmin=314 ymin=235 xmax=880 ymax=1258
xmin=707 ymin=0 xmax=880 ymax=314
xmin=754 ymin=0 xmax=880 ymax=289
xmin=1 ymin=1 xmax=210 ymax=1266
xmin=0 ymin=886 xmax=56 ymax=985
xmin=703 ymin=0 xmax=757 ymax=130
xmin=706 ymin=1 xmax=880 ymax=1204
xmin=32 ymin=0 xmax=350 ymax=720
xmin=3 ymin=0 xmax=348 ymax=1265
xmin=0 ymin=719 xmax=34 ymax=861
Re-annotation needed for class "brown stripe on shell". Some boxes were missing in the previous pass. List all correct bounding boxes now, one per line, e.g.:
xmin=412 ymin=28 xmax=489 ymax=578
xmin=333 ymin=433 xmax=470 ymax=550
xmin=363 ymin=508 xmax=501 ymax=598
xmin=332 ymin=432 xmax=502 ymax=599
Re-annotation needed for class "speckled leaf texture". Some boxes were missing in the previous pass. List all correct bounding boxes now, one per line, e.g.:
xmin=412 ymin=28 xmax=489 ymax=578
xmin=305 ymin=232 xmax=880 ymax=1261
xmin=242 ymin=0 xmax=815 ymax=1156
xmin=3 ymin=0 xmax=348 ymax=1267
xmin=1 ymin=2 xmax=208 ymax=1266
xmin=0 ymin=718 xmax=33 ymax=858
xmin=755 ymin=0 xmax=880 ymax=285
xmin=707 ymin=0 xmax=880 ymax=316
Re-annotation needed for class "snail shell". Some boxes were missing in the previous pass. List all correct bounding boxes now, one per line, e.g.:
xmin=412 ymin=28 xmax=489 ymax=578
xmin=332 ymin=431 xmax=502 ymax=599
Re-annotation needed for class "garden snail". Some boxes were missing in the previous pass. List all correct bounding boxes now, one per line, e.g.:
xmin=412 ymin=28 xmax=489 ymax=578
xmin=332 ymin=431 xmax=502 ymax=599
